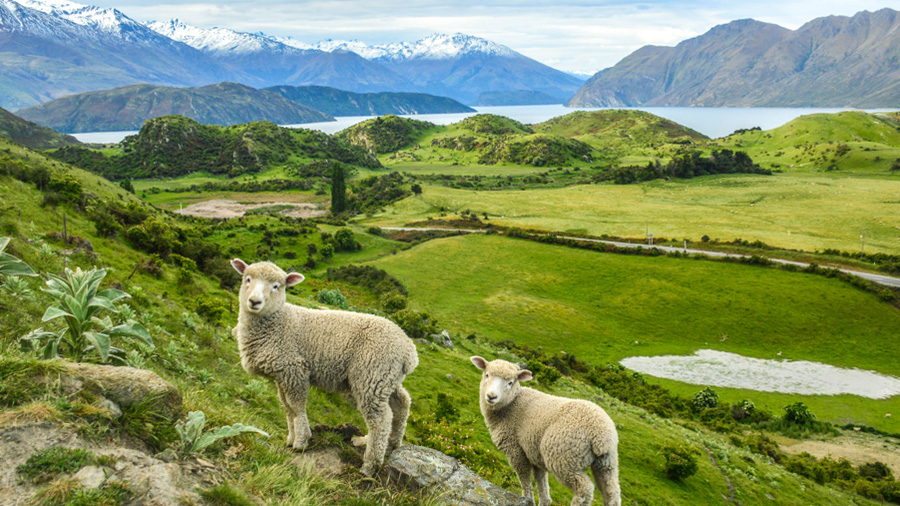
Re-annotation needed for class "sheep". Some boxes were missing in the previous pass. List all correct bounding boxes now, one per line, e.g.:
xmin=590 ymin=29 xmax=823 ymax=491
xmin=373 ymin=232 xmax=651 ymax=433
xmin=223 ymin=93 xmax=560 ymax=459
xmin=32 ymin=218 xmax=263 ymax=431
xmin=470 ymin=356 xmax=620 ymax=506
xmin=230 ymin=258 xmax=418 ymax=475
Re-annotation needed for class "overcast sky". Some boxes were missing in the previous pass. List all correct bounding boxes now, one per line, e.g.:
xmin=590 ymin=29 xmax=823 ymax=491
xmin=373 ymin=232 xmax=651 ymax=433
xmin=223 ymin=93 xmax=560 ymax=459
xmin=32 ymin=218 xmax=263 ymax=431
xmin=95 ymin=0 xmax=892 ymax=75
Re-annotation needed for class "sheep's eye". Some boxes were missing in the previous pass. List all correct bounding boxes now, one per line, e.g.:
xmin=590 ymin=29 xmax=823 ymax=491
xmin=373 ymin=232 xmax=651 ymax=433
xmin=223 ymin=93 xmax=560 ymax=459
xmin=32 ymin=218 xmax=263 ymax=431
xmin=484 ymin=373 xmax=489 ymax=378
xmin=244 ymin=277 xmax=251 ymax=284
xmin=507 ymin=380 xmax=514 ymax=387
xmin=272 ymin=284 xmax=280 ymax=291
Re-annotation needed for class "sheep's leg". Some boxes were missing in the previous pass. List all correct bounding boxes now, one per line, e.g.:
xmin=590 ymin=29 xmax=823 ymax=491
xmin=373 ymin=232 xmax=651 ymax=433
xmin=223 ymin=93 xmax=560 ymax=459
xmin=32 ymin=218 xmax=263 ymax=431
xmin=276 ymin=384 xmax=297 ymax=447
xmin=559 ymin=470 xmax=594 ymax=506
xmin=534 ymin=467 xmax=551 ymax=506
xmin=591 ymin=453 xmax=621 ymax=506
xmin=507 ymin=453 xmax=535 ymax=506
xmin=358 ymin=399 xmax=392 ymax=476
xmin=387 ymin=386 xmax=411 ymax=451
xmin=280 ymin=375 xmax=312 ymax=450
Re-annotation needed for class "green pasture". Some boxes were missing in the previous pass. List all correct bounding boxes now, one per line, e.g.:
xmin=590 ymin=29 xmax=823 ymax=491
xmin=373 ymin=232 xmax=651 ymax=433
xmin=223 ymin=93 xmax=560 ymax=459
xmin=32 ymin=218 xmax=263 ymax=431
xmin=363 ymin=173 xmax=900 ymax=254
xmin=372 ymin=234 xmax=900 ymax=433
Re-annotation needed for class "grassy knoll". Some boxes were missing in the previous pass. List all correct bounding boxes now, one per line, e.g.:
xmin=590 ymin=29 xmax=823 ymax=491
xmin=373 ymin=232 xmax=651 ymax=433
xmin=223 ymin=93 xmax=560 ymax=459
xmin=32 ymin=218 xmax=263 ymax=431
xmin=718 ymin=111 xmax=900 ymax=175
xmin=363 ymin=173 xmax=900 ymax=254
xmin=372 ymin=234 xmax=900 ymax=433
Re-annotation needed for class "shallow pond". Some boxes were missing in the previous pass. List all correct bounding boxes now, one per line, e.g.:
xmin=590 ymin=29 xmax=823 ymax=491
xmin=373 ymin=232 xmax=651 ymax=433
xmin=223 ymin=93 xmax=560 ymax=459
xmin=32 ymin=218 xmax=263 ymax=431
xmin=620 ymin=349 xmax=900 ymax=400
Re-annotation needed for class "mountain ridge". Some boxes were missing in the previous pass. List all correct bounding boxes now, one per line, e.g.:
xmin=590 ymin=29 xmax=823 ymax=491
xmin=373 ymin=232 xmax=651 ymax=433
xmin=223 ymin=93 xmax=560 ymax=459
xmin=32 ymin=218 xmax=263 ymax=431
xmin=569 ymin=8 xmax=900 ymax=107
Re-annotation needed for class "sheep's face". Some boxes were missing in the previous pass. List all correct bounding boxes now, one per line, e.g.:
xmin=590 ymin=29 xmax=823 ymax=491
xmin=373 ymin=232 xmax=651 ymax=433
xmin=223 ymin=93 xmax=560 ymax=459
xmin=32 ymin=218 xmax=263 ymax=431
xmin=231 ymin=259 xmax=304 ymax=316
xmin=470 ymin=356 xmax=532 ymax=410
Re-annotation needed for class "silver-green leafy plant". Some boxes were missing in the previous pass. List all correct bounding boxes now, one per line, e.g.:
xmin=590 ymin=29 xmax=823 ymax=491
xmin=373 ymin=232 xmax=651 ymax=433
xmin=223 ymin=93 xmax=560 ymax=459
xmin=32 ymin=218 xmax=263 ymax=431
xmin=0 ymin=237 xmax=37 ymax=277
xmin=175 ymin=410 xmax=269 ymax=457
xmin=20 ymin=266 xmax=153 ymax=364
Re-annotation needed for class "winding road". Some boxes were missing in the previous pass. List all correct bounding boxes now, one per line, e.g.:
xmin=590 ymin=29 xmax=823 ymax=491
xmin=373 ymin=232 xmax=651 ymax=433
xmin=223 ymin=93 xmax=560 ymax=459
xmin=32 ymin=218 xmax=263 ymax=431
xmin=382 ymin=227 xmax=900 ymax=288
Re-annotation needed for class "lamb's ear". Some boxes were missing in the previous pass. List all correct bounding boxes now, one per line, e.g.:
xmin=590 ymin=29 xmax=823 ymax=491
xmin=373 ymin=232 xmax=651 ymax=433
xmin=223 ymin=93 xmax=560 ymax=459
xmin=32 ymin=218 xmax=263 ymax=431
xmin=285 ymin=272 xmax=305 ymax=287
xmin=517 ymin=369 xmax=534 ymax=382
xmin=470 ymin=356 xmax=488 ymax=371
xmin=231 ymin=258 xmax=248 ymax=275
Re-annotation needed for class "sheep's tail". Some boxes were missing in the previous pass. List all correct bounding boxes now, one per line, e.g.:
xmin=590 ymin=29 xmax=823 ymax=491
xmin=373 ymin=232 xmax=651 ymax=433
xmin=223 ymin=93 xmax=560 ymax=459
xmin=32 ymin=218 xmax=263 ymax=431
xmin=402 ymin=343 xmax=419 ymax=376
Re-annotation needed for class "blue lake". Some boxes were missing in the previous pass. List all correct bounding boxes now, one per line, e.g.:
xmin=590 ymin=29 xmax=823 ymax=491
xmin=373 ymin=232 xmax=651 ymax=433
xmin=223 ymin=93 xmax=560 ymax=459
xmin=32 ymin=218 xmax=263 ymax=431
xmin=71 ymin=104 xmax=897 ymax=144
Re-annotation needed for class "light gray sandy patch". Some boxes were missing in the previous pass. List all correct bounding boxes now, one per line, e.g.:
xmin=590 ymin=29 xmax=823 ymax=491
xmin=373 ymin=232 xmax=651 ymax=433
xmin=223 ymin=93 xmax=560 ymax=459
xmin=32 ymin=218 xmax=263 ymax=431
xmin=174 ymin=199 xmax=324 ymax=219
xmin=620 ymin=349 xmax=900 ymax=399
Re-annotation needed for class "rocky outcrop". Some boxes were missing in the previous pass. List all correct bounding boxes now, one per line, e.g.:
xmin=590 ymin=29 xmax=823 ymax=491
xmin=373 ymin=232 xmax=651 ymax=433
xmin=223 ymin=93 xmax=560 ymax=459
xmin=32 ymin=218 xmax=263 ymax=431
xmin=60 ymin=362 xmax=182 ymax=418
xmin=384 ymin=445 xmax=529 ymax=506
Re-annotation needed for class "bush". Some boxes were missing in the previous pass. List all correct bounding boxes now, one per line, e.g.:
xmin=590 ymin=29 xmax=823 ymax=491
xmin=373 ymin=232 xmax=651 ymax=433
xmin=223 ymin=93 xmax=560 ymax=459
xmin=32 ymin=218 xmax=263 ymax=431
xmin=660 ymin=443 xmax=699 ymax=480
xmin=392 ymin=309 xmax=438 ymax=338
xmin=317 ymin=289 xmax=348 ymax=309
xmin=319 ymin=243 xmax=334 ymax=260
xmin=380 ymin=291 xmax=408 ymax=313
xmin=783 ymin=402 xmax=816 ymax=425
xmin=434 ymin=392 xmax=459 ymax=422
xmin=692 ymin=387 xmax=719 ymax=410
xmin=333 ymin=228 xmax=361 ymax=252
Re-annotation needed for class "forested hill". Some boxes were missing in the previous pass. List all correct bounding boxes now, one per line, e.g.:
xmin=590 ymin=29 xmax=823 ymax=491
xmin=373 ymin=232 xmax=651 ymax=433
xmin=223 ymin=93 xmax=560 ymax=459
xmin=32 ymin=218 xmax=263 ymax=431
xmin=49 ymin=116 xmax=380 ymax=180
xmin=16 ymin=83 xmax=334 ymax=133
xmin=264 ymin=85 xmax=475 ymax=116
xmin=0 ymin=107 xmax=81 ymax=150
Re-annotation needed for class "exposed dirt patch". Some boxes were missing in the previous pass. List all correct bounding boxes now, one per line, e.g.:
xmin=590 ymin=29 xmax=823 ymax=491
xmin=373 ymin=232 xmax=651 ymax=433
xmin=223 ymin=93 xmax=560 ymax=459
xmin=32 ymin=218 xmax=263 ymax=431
xmin=174 ymin=199 xmax=325 ymax=219
xmin=779 ymin=430 xmax=900 ymax=476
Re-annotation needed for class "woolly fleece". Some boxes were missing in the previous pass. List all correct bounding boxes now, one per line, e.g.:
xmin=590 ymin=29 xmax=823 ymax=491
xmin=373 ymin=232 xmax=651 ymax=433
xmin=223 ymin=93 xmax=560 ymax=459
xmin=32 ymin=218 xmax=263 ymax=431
xmin=472 ymin=356 xmax=620 ymax=506
xmin=232 ymin=259 xmax=418 ymax=475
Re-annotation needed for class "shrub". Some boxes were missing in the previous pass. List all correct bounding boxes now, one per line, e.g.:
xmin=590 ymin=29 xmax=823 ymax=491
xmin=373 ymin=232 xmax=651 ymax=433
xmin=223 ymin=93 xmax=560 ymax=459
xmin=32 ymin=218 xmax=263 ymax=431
xmin=783 ymin=402 xmax=816 ymax=425
xmin=434 ymin=392 xmax=459 ymax=422
xmin=333 ymin=228 xmax=361 ymax=252
xmin=660 ymin=443 xmax=699 ymax=480
xmin=20 ymin=267 xmax=153 ymax=364
xmin=319 ymin=243 xmax=334 ymax=260
xmin=392 ymin=309 xmax=438 ymax=338
xmin=380 ymin=291 xmax=408 ymax=313
xmin=692 ymin=387 xmax=719 ymax=410
xmin=317 ymin=289 xmax=348 ymax=309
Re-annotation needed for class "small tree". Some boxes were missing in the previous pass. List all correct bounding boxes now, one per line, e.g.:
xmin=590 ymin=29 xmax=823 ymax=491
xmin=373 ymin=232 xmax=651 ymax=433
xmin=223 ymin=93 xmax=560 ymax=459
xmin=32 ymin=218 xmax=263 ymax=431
xmin=20 ymin=267 xmax=153 ymax=364
xmin=692 ymin=387 xmax=719 ymax=410
xmin=660 ymin=443 xmax=699 ymax=480
xmin=783 ymin=402 xmax=816 ymax=425
xmin=330 ymin=164 xmax=347 ymax=215
xmin=411 ymin=183 xmax=423 ymax=195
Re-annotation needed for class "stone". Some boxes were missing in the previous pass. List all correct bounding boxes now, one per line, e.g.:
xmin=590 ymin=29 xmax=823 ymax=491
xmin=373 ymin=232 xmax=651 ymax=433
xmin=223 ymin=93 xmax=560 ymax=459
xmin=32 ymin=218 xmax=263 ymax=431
xmin=72 ymin=465 xmax=106 ymax=489
xmin=61 ymin=363 xmax=182 ymax=418
xmin=293 ymin=448 xmax=345 ymax=477
xmin=98 ymin=397 xmax=122 ymax=419
xmin=384 ymin=445 xmax=529 ymax=506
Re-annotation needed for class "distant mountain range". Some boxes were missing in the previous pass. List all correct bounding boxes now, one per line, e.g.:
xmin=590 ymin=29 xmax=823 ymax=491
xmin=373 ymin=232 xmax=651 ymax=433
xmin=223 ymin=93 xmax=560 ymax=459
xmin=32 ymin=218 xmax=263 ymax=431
xmin=0 ymin=0 xmax=583 ymax=110
xmin=15 ymin=82 xmax=475 ymax=132
xmin=569 ymin=8 xmax=900 ymax=108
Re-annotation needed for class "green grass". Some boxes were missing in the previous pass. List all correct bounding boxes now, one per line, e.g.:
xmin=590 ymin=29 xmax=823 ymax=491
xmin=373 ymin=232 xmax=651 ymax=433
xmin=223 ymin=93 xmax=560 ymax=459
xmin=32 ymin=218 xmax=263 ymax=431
xmin=16 ymin=447 xmax=96 ymax=484
xmin=362 ymin=172 xmax=900 ymax=254
xmin=372 ymin=234 xmax=900 ymax=433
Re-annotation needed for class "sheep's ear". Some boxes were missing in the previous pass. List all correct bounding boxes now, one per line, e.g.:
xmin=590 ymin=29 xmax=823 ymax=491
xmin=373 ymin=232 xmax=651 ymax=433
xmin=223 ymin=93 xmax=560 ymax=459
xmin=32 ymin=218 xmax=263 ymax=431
xmin=231 ymin=258 xmax=248 ymax=274
xmin=517 ymin=370 xmax=534 ymax=382
xmin=285 ymin=272 xmax=305 ymax=287
xmin=470 ymin=356 xmax=488 ymax=371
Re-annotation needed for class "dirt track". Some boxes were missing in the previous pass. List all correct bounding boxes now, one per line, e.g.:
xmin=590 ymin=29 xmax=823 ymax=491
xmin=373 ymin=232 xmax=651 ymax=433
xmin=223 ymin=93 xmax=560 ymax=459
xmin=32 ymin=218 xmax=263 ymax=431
xmin=174 ymin=199 xmax=325 ymax=219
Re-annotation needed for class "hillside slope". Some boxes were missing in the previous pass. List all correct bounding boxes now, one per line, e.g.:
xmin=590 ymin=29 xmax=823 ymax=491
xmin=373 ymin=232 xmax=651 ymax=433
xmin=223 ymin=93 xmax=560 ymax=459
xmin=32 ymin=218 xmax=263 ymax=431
xmin=570 ymin=9 xmax=900 ymax=107
xmin=0 ymin=106 xmax=80 ymax=149
xmin=16 ymin=82 xmax=333 ymax=133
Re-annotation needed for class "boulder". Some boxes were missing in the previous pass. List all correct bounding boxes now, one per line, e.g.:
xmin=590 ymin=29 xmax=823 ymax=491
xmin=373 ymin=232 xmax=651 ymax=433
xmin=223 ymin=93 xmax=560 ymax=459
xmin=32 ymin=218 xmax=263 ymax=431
xmin=384 ymin=445 xmax=529 ymax=506
xmin=61 ymin=363 xmax=182 ymax=418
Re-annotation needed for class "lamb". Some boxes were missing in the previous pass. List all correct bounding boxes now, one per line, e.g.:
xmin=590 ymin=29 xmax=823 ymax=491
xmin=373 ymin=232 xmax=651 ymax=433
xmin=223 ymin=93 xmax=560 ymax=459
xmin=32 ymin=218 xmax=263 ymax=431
xmin=470 ymin=356 xmax=620 ymax=506
xmin=230 ymin=258 xmax=418 ymax=475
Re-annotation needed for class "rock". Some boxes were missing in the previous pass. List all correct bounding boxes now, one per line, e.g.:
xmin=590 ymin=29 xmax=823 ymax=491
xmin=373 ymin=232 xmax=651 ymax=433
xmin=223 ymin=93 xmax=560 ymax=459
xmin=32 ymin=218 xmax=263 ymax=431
xmin=429 ymin=330 xmax=454 ymax=348
xmin=98 ymin=397 xmax=122 ymax=419
xmin=72 ymin=465 xmax=106 ymax=489
xmin=384 ymin=445 xmax=529 ymax=506
xmin=446 ymin=374 xmax=456 ymax=381
xmin=61 ymin=363 xmax=182 ymax=418
xmin=293 ymin=448 xmax=345 ymax=477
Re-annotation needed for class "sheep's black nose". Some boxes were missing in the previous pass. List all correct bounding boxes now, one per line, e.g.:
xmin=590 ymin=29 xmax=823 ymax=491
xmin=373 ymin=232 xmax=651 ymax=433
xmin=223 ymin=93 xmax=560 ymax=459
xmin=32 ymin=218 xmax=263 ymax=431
xmin=486 ymin=393 xmax=498 ymax=402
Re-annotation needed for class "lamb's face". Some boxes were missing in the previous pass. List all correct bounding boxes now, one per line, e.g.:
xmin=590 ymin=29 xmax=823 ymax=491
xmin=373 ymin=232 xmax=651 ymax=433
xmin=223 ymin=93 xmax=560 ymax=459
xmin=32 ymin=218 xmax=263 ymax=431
xmin=231 ymin=259 xmax=304 ymax=317
xmin=470 ymin=356 xmax=533 ymax=410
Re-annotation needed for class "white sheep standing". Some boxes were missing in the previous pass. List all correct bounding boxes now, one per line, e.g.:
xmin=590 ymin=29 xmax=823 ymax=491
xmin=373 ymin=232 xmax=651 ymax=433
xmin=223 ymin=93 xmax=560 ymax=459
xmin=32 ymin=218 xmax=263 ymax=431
xmin=471 ymin=356 xmax=620 ymax=506
xmin=231 ymin=259 xmax=418 ymax=475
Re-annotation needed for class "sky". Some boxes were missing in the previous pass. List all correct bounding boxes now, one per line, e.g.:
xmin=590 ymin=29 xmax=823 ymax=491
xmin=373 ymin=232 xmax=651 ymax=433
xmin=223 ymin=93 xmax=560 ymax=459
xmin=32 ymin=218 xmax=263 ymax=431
xmin=86 ymin=0 xmax=894 ymax=75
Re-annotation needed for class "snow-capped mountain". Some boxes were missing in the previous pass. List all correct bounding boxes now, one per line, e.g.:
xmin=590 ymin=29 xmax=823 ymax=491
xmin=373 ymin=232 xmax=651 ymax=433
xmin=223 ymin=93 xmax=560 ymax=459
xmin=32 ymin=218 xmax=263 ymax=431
xmin=277 ymin=33 xmax=517 ymax=62
xmin=0 ymin=0 xmax=247 ymax=110
xmin=146 ymin=19 xmax=411 ymax=92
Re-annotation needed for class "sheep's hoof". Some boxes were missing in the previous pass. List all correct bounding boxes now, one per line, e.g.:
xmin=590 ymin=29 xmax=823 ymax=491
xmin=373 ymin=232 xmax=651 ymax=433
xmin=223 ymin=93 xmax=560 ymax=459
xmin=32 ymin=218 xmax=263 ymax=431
xmin=291 ymin=439 xmax=309 ymax=452
xmin=351 ymin=435 xmax=368 ymax=448
xmin=359 ymin=462 xmax=376 ymax=477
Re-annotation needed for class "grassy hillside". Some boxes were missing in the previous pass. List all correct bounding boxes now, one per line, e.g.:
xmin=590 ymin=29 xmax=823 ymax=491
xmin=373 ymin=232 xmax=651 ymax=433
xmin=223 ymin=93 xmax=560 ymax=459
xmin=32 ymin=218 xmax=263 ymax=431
xmin=718 ymin=111 xmax=900 ymax=175
xmin=0 ymin=107 xmax=81 ymax=150
xmin=0 ymin=138 xmax=892 ymax=506
xmin=534 ymin=110 xmax=708 ymax=164
xmin=265 ymin=85 xmax=475 ymax=116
